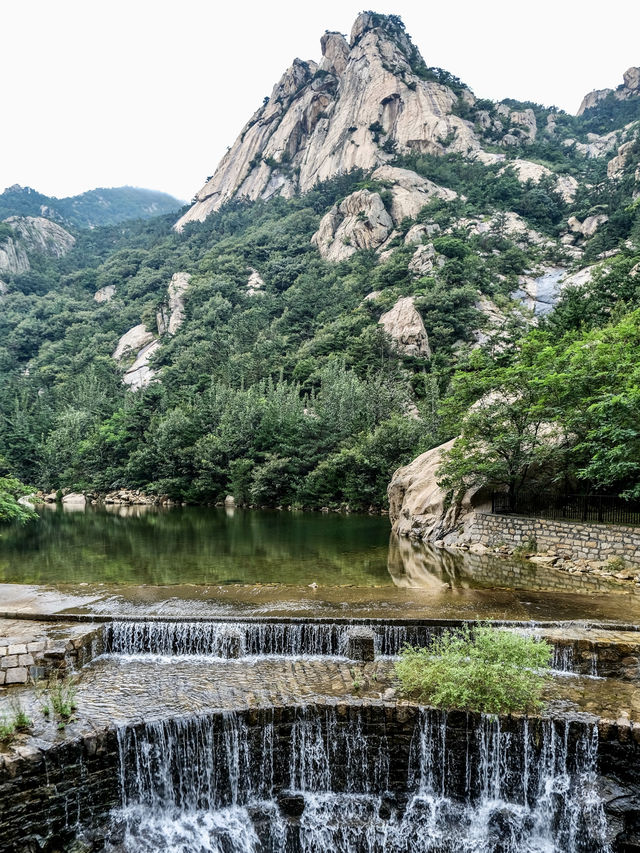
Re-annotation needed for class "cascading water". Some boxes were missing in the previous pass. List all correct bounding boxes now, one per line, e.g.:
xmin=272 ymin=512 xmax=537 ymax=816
xmin=105 ymin=620 xmax=353 ymax=658
xmin=106 ymin=706 xmax=612 ymax=853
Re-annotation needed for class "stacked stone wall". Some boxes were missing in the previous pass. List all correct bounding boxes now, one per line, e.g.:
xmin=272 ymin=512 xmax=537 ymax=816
xmin=470 ymin=512 xmax=640 ymax=566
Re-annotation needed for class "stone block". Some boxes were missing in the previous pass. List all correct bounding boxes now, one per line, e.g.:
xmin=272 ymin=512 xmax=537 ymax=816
xmin=5 ymin=667 xmax=28 ymax=684
xmin=18 ymin=654 xmax=34 ymax=667
xmin=0 ymin=670 xmax=5 ymax=685
xmin=1 ymin=655 xmax=18 ymax=669
xmin=7 ymin=644 xmax=27 ymax=656
xmin=26 ymin=641 xmax=46 ymax=653
xmin=346 ymin=627 xmax=375 ymax=662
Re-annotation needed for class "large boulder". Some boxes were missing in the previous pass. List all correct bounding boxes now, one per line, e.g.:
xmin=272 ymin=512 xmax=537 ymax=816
xmin=379 ymin=297 xmax=431 ymax=358
xmin=370 ymin=166 xmax=456 ymax=223
xmin=311 ymin=189 xmax=393 ymax=261
xmin=388 ymin=439 xmax=489 ymax=543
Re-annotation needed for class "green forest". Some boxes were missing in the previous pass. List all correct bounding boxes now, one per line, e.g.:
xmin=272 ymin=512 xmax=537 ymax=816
xmin=1 ymin=89 xmax=640 ymax=516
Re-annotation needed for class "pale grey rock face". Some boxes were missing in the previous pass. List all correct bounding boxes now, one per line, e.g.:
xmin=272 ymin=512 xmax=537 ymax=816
xmin=4 ymin=216 xmax=75 ymax=257
xmin=123 ymin=340 xmax=161 ymax=390
xmin=0 ymin=237 xmax=29 ymax=276
xmin=0 ymin=216 xmax=75 ymax=279
xmin=175 ymin=13 xmax=478 ymax=229
xmin=568 ymin=214 xmax=609 ymax=238
xmin=453 ymin=211 xmax=549 ymax=248
xmin=577 ymin=66 xmax=640 ymax=114
xmin=577 ymin=88 xmax=613 ymax=115
xmin=404 ymin=223 xmax=440 ymax=245
xmin=112 ymin=324 xmax=155 ymax=361
xmin=408 ymin=243 xmax=436 ymax=277
xmin=319 ymin=31 xmax=350 ymax=75
xmin=311 ymin=189 xmax=393 ymax=260
xmin=62 ymin=493 xmax=86 ymax=507
xmin=501 ymin=159 xmax=578 ymax=203
xmin=166 ymin=271 xmax=191 ymax=334
xmin=509 ymin=108 xmax=537 ymax=141
xmin=94 ymin=285 xmax=116 ymax=303
xmin=388 ymin=438 xmax=482 ymax=543
xmin=607 ymin=138 xmax=638 ymax=178
xmin=514 ymin=267 xmax=567 ymax=316
xmin=379 ymin=296 xmax=431 ymax=358
xmin=370 ymin=166 xmax=457 ymax=223
xmin=623 ymin=66 xmax=640 ymax=92
xmin=246 ymin=268 xmax=265 ymax=295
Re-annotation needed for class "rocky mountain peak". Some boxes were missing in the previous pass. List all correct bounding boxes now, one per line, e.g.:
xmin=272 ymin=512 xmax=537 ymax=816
xmin=175 ymin=13 xmax=477 ymax=230
xmin=319 ymin=32 xmax=349 ymax=76
xmin=577 ymin=65 xmax=640 ymax=115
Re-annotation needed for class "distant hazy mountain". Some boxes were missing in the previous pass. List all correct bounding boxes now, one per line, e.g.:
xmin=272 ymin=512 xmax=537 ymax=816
xmin=0 ymin=184 xmax=183 ymax=229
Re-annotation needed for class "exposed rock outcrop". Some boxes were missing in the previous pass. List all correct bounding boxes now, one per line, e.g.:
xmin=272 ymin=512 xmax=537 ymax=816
xmin=515 ymin=267 xmax=567 ymax=316
xmin=175 ymin=13 xmax=478 ymax=229
xmin=122 ymin=340 xmax=161 ymax=390
xmin=311 ymin=189 xmax=393 ymax=260
xmin=607 ymin=136 xmax=639 ymax=178
xmin=370 ymin=166 xmax=457 ymax=222
xmin=408 ymin=243 xmax=437 ymax=277
xmin=311 ymin=167 xmax=455 ymax=261
xmin=94 ymin=285 xmax=115 ymax=303
xmin=112 ymin=324 xmax=159 ymax=390
xmin=501 ymin=159 xmax=578 ymax=203
xmin=112 ymin=324 xmax=155 ymax=361
xmin=0 ymin=216 xmax=75 ymax=284
xmin=156 ymin=271 xmax=191 ymax=335
xmin=379 ymin=296 xmax=430 ymax=358
xmin=388 ymin=438 xmax=490 ymax=544
xmin=567 ymin=214 xmax=609 ymax=238
xmin=111 ymin=272 xmax=192 ymax=390
xmin=246 ymin=269 xmax=265 ymax=295
xmin=577 ymin=66 xmax=640 ymax=115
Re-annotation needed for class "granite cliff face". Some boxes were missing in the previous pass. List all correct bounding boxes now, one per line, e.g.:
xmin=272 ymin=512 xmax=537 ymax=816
xmin=0 ymin=216 xmax=75 ymax=292
xmin=175 ymin=13 xmax=478 ymax=229
xmin=577 ymin=66 xmax=640 ymax=115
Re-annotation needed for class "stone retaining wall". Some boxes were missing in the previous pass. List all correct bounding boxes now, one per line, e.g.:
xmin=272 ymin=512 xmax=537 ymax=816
xmin=470 ymin=512 xmax=640 ymax=566
xmin=0 ymin=624 xmax=103 ymax=688
xmin=1 ymin=704 xmax=639 ymax=852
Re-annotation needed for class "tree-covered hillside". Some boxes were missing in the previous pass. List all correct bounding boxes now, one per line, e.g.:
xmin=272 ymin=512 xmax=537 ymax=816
xmin=1 ymin=21 xmax=639 ymax=510
xmin=0 ymin=185 xmax=183 ymax=229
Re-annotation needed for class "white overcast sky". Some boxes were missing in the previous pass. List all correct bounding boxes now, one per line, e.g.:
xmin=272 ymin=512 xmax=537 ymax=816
xmin=2 ymin=0 xmax=639 ymax=202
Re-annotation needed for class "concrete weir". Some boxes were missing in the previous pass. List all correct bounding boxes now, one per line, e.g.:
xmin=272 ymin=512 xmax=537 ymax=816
xmin=1 ymin=615 xmax=640 ymax=850
xmin=0 ymin=702 xmax=639 ymax=852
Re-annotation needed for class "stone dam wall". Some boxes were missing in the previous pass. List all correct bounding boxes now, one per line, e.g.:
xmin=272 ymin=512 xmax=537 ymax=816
xmin=1 ymin=704 xmax=639 ymax=852
xmin=469 ymin=511 xmax=640 ymax=566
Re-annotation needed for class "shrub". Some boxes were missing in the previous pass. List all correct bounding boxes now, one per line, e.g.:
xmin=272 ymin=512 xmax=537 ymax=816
xmin=395 ymin=625 xmax=552 ymax=714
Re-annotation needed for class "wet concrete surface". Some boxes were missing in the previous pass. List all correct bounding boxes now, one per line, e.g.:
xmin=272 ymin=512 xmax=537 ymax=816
xmin=4 ymin=580 xmax=640 ymax=624
xmin=2 ymin=655 xmax=640 ymax=759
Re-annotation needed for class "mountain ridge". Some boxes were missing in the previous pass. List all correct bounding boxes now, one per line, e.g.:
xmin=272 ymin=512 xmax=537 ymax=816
xmin=176 ymin=11 xmax=640 ymax=231
xmin=0 ymin=184 xmax=183 ymax=230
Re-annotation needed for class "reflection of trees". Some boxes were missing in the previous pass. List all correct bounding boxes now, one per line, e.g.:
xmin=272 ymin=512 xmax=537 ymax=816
xmin=0 ymin=507 xmax=391 ymax=587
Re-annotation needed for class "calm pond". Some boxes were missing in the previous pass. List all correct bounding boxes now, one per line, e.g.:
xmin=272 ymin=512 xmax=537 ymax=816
xmin=0 ymin=506 xmax=392 ymax=587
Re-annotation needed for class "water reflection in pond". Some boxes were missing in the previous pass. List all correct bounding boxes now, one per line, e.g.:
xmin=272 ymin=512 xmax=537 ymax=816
xmin=0 ymin=506 xmax=392 ymax=587
xmin=387 ymin=534 xmax=636 ymax=596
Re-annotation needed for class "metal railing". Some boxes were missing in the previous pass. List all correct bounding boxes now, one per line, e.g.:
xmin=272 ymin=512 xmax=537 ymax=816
xmin=491 ymin=492 xmax=640 ymax=526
